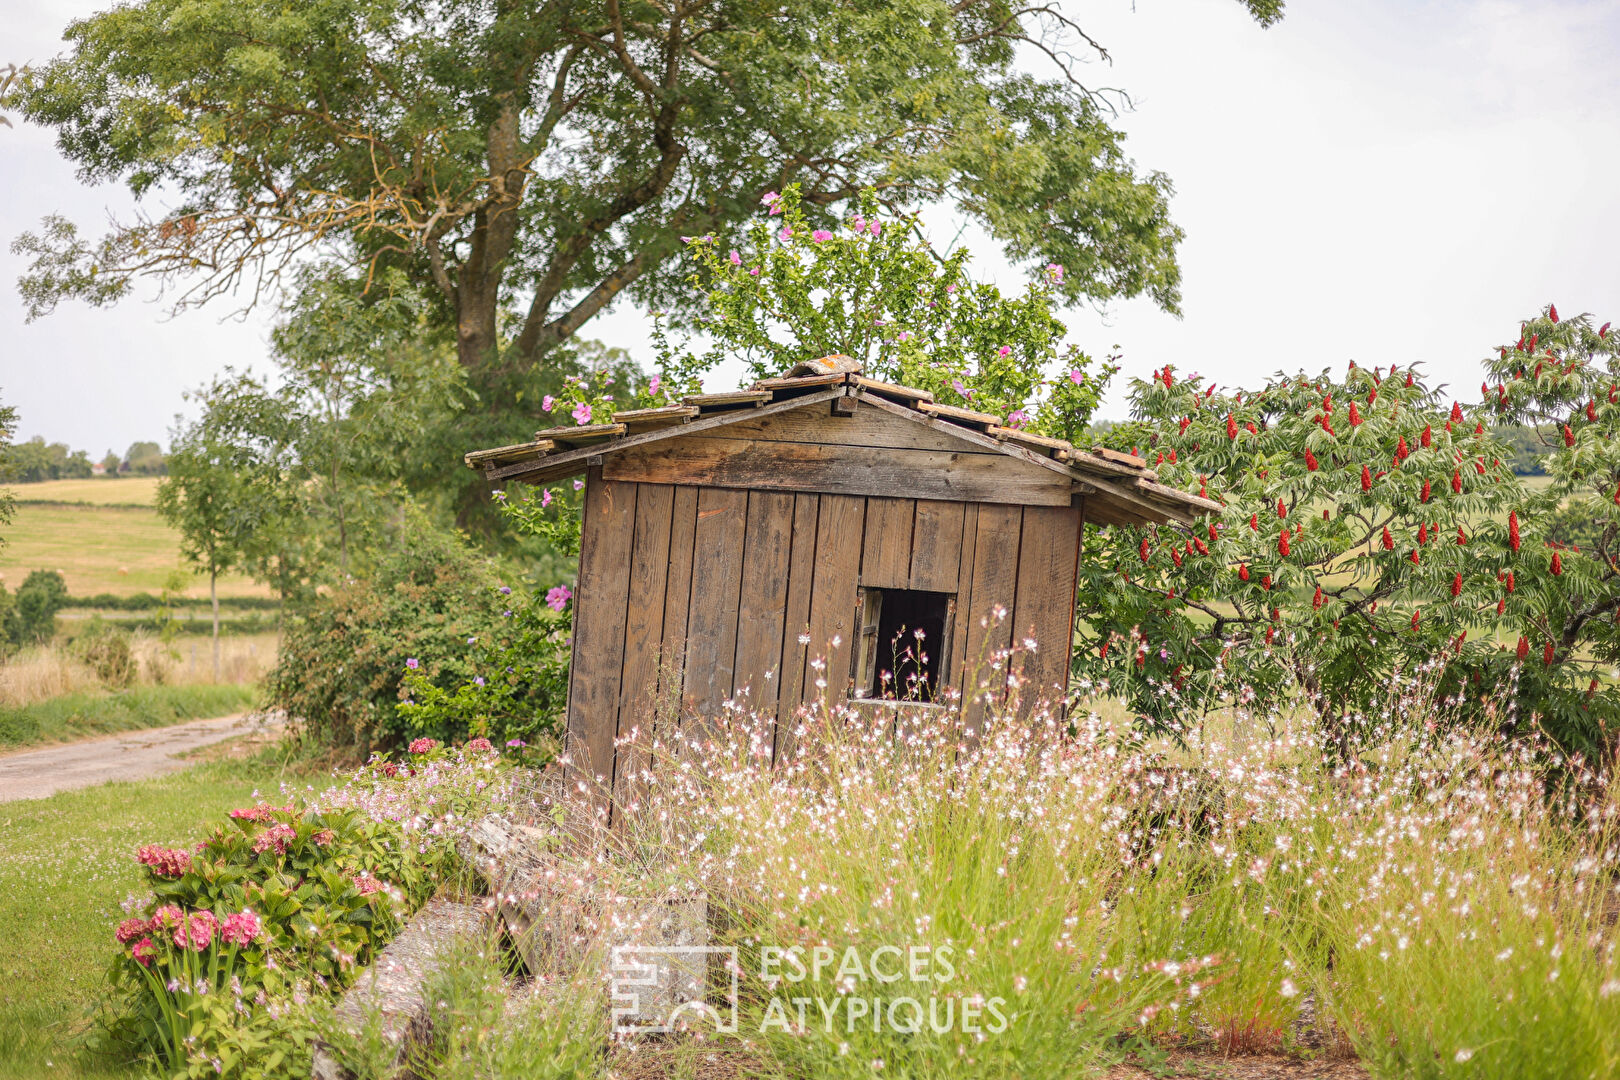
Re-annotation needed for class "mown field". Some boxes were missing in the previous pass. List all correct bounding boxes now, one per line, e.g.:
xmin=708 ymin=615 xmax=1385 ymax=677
xmin=2 ymin=480 xmax=268 ymax=598
xmin=11 ymin=478 xmax=165 ymax=507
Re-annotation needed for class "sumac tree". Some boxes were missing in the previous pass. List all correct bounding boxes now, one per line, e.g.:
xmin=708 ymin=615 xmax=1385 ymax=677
xmin=1073 ymin=307 xmax=1620 ymax=758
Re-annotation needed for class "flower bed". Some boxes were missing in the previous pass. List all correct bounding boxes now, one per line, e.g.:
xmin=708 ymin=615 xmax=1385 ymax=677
xmin=105 ymin=742 xmax=521 ymax=1077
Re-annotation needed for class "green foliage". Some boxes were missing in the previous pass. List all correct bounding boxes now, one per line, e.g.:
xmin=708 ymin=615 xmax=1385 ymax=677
xmin=677 ymin=186 xmax=1112 ymax=426
xmin=6 ymin=568 xmax=68 ymax=646
xmin=1076 ymin=306 xmax=1620 ymax=758
xmin=0 ymin=748 xmax=318 ymax=1079
xmin=265 ymin=515 xmax=515 ymax=750
xmin=159 ymin=373 xmax=305 ymax=603
xmin=1496 ymin=423 xmax=1552 ymax=475
xmin=10 ymin=0 xmax=1276 ymax=377
xmin=104 ymin=749 xmax=499 ymax=1074
xmin=0 ymin=435 xmax=93 ymax=481
xmin=62 ymin=590 xmax=284 ymax=611
xmin=69 ymin=617 xmax=135 ymax=687
xmin=0 ymin=393 xmax=15 ymax=544
xmin=397 ymin=584 xmax=571 ymax=750
xmin=123 ymin=440 xmax=167 ymax=475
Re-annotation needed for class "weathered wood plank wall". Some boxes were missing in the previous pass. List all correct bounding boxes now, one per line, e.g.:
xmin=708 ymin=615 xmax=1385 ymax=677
xmin=564 ymin=478 xmax=1085 ymax=812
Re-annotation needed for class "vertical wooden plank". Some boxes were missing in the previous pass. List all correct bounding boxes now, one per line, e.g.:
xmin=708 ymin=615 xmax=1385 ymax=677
xmin=1009 ymin=504 xmax=1083 ymax=717
xmin=773 ymin=494 xmax=821 ymax=760
xmin=683 ymin=487 xmax=749 ymax=725
xmin=612 ymin=483 xmax=675 ymax=817
xmin=801 ymin=495 xmax=867 ymax=706
xmin=960 ymin=503 xmax=1023 ymax=731
xmin=945 ymin=503 xmax=979 ymax=697
xmin=908 ymin=499 xmax=965 ymax=593
xmin=564 ymin=468 xmax=636 ymax=799
xmin=732 ymin=490 xmax=797 ymax=718
xmin=658 ymin=487 xmax=701 ymax=710
xmin=859 ymin=497 xmax=914 ymax=589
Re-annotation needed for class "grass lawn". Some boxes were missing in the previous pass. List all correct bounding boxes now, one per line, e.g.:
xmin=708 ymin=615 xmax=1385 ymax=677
xmin=0 ymin=684 xmax=257 ymax=749
xmin=0 ymin=750 xmax=324 ymax=1080
xmin=12 ymin=479 xmax=163 ymax=508
xmin=0 ymin=502 xmax=267 ymax=599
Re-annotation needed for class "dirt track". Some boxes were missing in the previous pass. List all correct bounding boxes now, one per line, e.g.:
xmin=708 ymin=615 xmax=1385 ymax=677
xmin=0 ymin=712 xmax=282 ymax=802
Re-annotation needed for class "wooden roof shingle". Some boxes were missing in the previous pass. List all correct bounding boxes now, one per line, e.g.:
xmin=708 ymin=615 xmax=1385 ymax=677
xmin=464 ymin=357 xmax=1220 ymax=525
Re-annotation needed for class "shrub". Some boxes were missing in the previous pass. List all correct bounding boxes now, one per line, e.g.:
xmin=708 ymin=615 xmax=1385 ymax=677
xmin=1073 ymin=306 xmax=1620 ymax=759
xmin=105 ymin=743 xmax=513 ymax=1074
xmin=70 ymin=617 xmax=134 ymax=687
xmin=396 ymin=582 xmax=570 ymax=750
xmin=5 ymin=569 xmax=67 ymax=646
xmin=265 ymin=520 xmax=498 ymax=750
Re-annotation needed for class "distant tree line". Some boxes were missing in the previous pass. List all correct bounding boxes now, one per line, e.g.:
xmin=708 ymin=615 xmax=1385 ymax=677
xmin=0 ymin=437 xmax=166 ymax=482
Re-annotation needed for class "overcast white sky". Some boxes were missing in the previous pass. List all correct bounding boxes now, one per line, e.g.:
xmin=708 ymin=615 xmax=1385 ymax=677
xmin=3 ymin=0 xmax=1617 ymax=454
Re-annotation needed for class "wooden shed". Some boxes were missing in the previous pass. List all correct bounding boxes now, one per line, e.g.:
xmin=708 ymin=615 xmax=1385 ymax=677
xmin=465 ymin=357 xmax=1219 ymax=791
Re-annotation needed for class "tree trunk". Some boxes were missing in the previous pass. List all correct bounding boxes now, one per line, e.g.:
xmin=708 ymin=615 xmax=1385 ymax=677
xmin=210 ymin=569 xmax=220 ymax=682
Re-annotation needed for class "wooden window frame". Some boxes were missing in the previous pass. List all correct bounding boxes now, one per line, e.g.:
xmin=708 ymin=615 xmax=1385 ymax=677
xmin=850 ymin=587 xmax=956 ymax=701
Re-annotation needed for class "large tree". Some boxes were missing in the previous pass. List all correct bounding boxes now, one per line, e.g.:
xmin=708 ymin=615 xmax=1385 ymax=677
xmin=14 ymin=0 xmax=1281 ymax=374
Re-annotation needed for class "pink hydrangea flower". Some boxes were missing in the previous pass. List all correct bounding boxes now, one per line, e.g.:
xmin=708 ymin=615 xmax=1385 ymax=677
xmin=220 ymin=910 xmax=264 ymax=947
xmin=174 ymin=910 xmax=217 ymax=951
xmin=466 ymin=737 xmax=494 ymax=753
xmin=152 ymin=904 xmax=184 ymax=929
xmin=572 ymin=401 xmax=592 ymax=425
xmin=354 ymin=873 xmax=385 ymax=897
xmin=116 ymin=917 xmax=151 ymax=944
xmin=229 ymin=803 xmax=291 ymax=824
xmin=811 ymin=229 xmax=833 ymax=243
xmin=136 ymin=845 xmax=192 ymax=878
xmin=409 ymin=737 xmax=439 ymax=755
xmin=131 ymin=936 xmax=157 ymax=967
xmin=251 ymin=824 xmax=298 ymax=856
xmin=312 ymin=828 xmax=335 ymax=846
xmin=546 ymin=585 xmax=573 ymax=612
xmin=542 ymin=395 xmax=555 ymax=412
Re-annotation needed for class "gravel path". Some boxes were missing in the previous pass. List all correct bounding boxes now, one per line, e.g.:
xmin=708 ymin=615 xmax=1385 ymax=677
xmin=0 ymin=712 xmax=283 ymax=803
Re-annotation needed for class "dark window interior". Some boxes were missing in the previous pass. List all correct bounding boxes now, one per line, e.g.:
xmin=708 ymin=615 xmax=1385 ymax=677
xmin=863 ymin=588 xmax=950 ymax=701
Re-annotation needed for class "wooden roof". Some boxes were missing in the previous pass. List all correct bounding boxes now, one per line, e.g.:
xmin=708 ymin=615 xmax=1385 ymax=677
xmin=464 ymin=359 xmax=1221 ymax=527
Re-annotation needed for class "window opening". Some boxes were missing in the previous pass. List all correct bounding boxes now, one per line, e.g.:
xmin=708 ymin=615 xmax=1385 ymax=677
xmin=852 ymin=588 xmax=953 ymax=702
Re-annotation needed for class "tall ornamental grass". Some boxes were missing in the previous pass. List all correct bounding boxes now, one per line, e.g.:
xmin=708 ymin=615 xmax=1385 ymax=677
xmin=570 ymin=651 xmax=1620 ymax=1080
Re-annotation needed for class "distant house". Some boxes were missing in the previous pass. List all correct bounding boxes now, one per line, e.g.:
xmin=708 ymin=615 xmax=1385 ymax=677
xmin=465 ymin=356 xmax=1218 ymax=814
xmin=90 ymin=462 xmax=108 ymax=477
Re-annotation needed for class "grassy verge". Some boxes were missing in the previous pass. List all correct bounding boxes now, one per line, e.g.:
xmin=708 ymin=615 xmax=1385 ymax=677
xmin=0 ymin=749 xmax=321 ymax=1080
xmin=0 ymin=684 xmax=257 ymax=750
